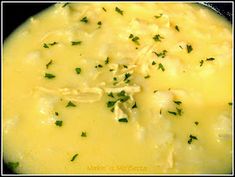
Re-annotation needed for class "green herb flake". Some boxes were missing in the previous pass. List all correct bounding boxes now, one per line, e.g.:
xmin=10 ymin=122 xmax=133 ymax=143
xmin=80 ymin=16 xmax=88 ymax=23
xmin=153 ymin=50 xmax=167 ymax=58
xmin=70 ymin=153 xmax=78 ymax=162
xmin=113 ymin=77 xmax=117 ymax=81
xmin=49 ymin=42 xmax=58 ymax=46
xmin=179 ymin=45 xmax=183 ymax=49
xmin=152 ymin=61 xmax=156 ymax=65
xmin=115 ymin=7 xmax=123 ymax=15
xmin=186 ymin=44 xmax=193 ymax=53
xmin=66 ymin=101 xmax=76 ymax=107
xmin=75 ymin=67 xmax=81 ymax=74
xmin=46 ymin=60 xmax=53 ymax=69
xmin=44 ymin=73 xmax=56 ymax=79
xmin=105 ymin=57 xmax=110 ymax=64
xmin=95 ymin=64 xmax=103 ymax=68
xmin=62 ymin=2 xmax=69 ymax=8
xmin=123 ymin=65 xmax=128 ymax=68
xmin=168 ymin=111 xmax=177 ymax=116
xmin=200 ymin=60 xmax=204 ymax=67
xmin=154 ymin=13 xmax=163 ymax=18
xmin=55 ymin=112 xmax=59 ymax=116
xmin=117 ymin=90 xmax=126 ymax=97
xmin=97 ymin=21 xmax=102 ymax=25
xmin=124 ymin=73 xmax=131 ymax=81
xmin=107 ymin=101 xmax=116 ymax=108
xmin=132 ymin=102 xmax=137 ymax=109
xmin=132 ymin=36 xmax=140 ymax=45
xmin=102 ymin=7 xmax=107 ymax=12
xmin=174 ymin=101 xmax=182 ymax=105
xmin=153 ymin=90 xmax=158 ymax=93
xmin=228 ymin=102 xmax=232 ymax=106
xmin=118 ymin=118 xmax=128 ymax=123
xmin=176 ymin=107 xmax=182 ymax=116
xmin=43 ymin=43 xmax=49 ymax=48
xmin=188 ymin=134 xmax=198 ymax=144
xmin=7 ymin=162 xmax=19 ymax=171
xmin=120 ymin=95 xmax=130 ymax=103
xmin=71 ymin=41 xmax=82 ymax=45
xmin=81 ymin=131 xmax=87 ymax=137
xmin=206 ymin=57 xmax=215 ymax=61
xmin=175 ymin=25 xmax=180 ymax=32
xmin=55 ymin=120 xmax=63 ymax=127
xmin=129 ymin=34 xmax=134 ymax=38
xmin=194 ymin=121 xmax=199 ymax=125
xmin=144 ymin=75 xmax=150 ymax=79
xmin=153 ymin=34 xmax=164 ymax=42
xmin=158 ymin=63 xmax=165 ymax=72
xmin=108 ymin=92 xmax=114 ymax=98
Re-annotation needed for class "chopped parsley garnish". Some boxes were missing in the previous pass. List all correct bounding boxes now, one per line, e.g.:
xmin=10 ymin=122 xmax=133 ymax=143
xmin=102 ymin=7 xmax=107 ymax=12
xmin=44 ymin=73 xmax=55 ymax=79
xmin=228 ymin=102 xmax=232 ymax=106
xmin=119 ymin=95 xmax=130 ymax=102
xmin=81 ymin=131 xmax=87 ymax=137
xmin=105 ymin=57 xmax=110 ymax=64
xmin=43 ymin=43 xmax=49 ymax=48
xmin=75 ymin=67 xmax=81 ymax=74
xmin=160 ymin=109 xmax=162 ymax=114
xmin=153 ymin=90 xmax=158 ymax=93
xmin=176 ymin=107 xmax=182 ymax=116
xmin=109 ymin=69 xmax=114 ymax=72
xmin=113 ymin=77 xmax=117 ymax=81
xmin=97 ymin=21 xmax=102 ymax=26
xmin=124 ymin=73 xmax=131 ymax=81
xmin=152 ymin=61 xmax=156 ymax=65
xmin=154 ymin=14 xmax=163 ymax=18
xmin=62 ymin=2 xmax=69 ymax=8
xmin=174 ymin=101 xmax=182 ymax=105
xmin=144 ymin=75 xmax=150 ymax=79
xmin=115 ymin=7 xmax=123 ymax=15
xmin=107 ymin=101 xmax=116 ymax=108
xmin=49 ymin=42 xmax=58 ymax=46
xmin=153 ymin=50 xmax=167 ymax=58
xmin=158 ymin=63 xmax=165 ymax=72
xmin=188 ymin=134 xmax=198 ymax=144
xmin=110 ymin=107 xmax=115 ymax=112
xmin=71 ymin=41 xmax=82 ymax=45
xmin=70 ymin=153 xmax=78 ymax=162
xmin=200 ymin=60 xmax=204 ymax=67
xmin=6 ymin=162 xmax=19 ymax=171
xmin=186 ymin=44 xmax=193 ymax=53
xmin=129 ymin=34 xmax=134 ymax=38
xmin=168 ymin=111 xmax=177 ymax=116
xmin=46 ymin=60 xmax=53 ymax=69
xmin=206 ymin=57 xmax=215 ymax=61
xmin=95 ymin=64 xmax=103 ymax=68
xmin=117 ymin=90 xmax=126 ymax=97
xmin=55 ymin=120 xmax=63 ymax=127
xmin=179 ymin=45 xmax=183 ymax=49
xmin=66 ymin=101 xmax=76 ymax=107
xmin=153 ymin=34 xmax=164 ymax=42
xmin=80 ymin=16 xmax=88 ymax=23
xmin=108 ymin=92 xmax=114 ymax=98
xmin=175 ymin=25 xmax=180 ymax=32
xmin=118 ymin=118 xmax=128 ymax=123
xmin=194 ymin=121 xmax=199 ymax=125
xmin=132 ymin=102 xmax=137 ymax=109
xmin=123 ymin=65 xmax=128 ymax=68
xmin=55 ymin=112 xmax=59 ymax=116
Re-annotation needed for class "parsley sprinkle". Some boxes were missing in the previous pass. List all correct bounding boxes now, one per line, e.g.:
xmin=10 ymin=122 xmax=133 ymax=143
xmin=200 ymin=60 xmax=204 ymax=67
xmin=108 ymin=92 xmax=114 ymax=98
xmin=118 ymin=118 xmax=128 ymax=123
xmin=194 ymin=121 xmax=199 ymax=125
xmin=75 ymin=67 xmax=81 ymax=74
xmin=188 ymin=134 xmax=198 ymax=144
xmin=107 ymin=101 xmax=116 ymax=108
xmin=102 ymin=7 xmax=107 ymax=12
xmin=71 ymin=41 xmax=82 ymax=45
xmin=124 ymin=73 xmax=131 ymax=81
xmin=175 ymin=25 xmax=180 ymax=32
xmin=132 ymin=36 xmax=140 ymax=45
xmin=62 ymin=2 xmax=69 ymax=8
xmin=154 ymin=90 xmax=158 ymax=93
xmin=55 ymin=112 xmax=59 ymax=116
xmin=43 ymin=43 xmax=49 ymax=48
xmin=132 ymin=102 xmax=137 ymax=109
xmin=55 ymin=120 xmax=63 ymax=127
xmin=95 ymin=64 xmax=103 ymax=68
xmin=115 ymin=7 xmax=123 ymax=15
xmin=153 ymin=50 xmax=167 ymax=58
xmin=176 ymin=107 xmax=182 ymax=116
xmin=71 ymin=153 xmax=78 ymax=162
xmin=174 ymin=101 xmax=182 ymax=105
xmin=80 ymin=16 xmax=88 ymax=23
xmin=154 ymin=14 xmax=163 ymax=18
xmin=158 ymin=63 xmax=165 ymax=72
xmin=123 ymin=65 xmax=128 ymax=68
xmin=228 ymin=102 xmax=232 ymax=106
xmin=66 ymin=101 xmax=76 ymax=107
xmin=113 ymin=77 xmax=117 ymax=81
xmin=153 ymin=34 xmax=164 ymax=42
xmin=117 ymin=90 xmax=126 ymax=97
xmin=81 ymin=132 xmax=87 ymax=137
xmin=168 ymin=111 xmax=177 ymax=116
xmin=152 ymin=61 xmax=156 ymax=65
xmin=46 ymin=60 xmax=53 ymax=69
xmin=120 ymin=95 xmax=130 ymax=102
xmin=45 ymin=73 xmax=55 ymax=79
xmin=186 ymin=44 xmax=193 ymax=53
xmin=129 ymin=34 xmax=134 ymax=38
xmin=49 ymin=42 xmax=58 ymax=46
xmin=144 ymin=75 xmax=150 ymax=79
xmin=105 ymin=57 xmax=110 ymax=64
xmin=97 ymin=21 xmax=102 ymax=25
xmin=7 ymin=162 xmax=19 ymax=171
xmin=206 ymin=57 xmax=215 ymax=61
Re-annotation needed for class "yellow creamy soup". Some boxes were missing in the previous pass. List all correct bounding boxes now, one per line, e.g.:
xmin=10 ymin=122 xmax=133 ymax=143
xmin=3 ymin=3 xmax=232 ymax=174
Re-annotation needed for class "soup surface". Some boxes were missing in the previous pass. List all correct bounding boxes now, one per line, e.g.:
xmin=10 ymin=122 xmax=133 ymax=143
xmin=3 ymin=3 xmax=232 ymax=174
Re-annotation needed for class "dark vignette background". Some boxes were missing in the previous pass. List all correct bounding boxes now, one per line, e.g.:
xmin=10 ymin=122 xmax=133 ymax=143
xmin=2 ymin=2 xmax=233 ymax=174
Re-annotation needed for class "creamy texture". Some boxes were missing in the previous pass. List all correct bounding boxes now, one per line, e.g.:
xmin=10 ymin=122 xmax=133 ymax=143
xmin=3 ymin=3 xmax=232 ymax=174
